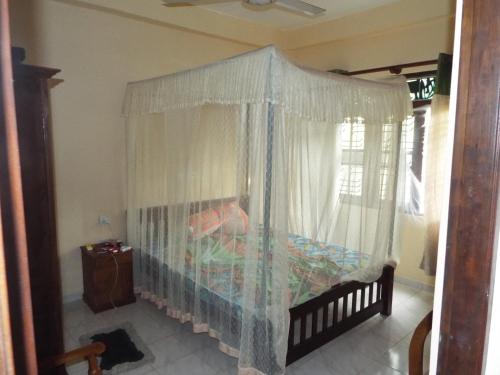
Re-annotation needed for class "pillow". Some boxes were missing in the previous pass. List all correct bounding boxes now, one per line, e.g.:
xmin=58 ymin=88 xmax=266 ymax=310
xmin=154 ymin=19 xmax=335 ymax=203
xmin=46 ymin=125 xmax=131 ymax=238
xmin=219 ymin=201 xmax=249 ymax=235
xmin=188 ymin=208 xmax=223 ymax=239
xmin=188 ymin=201 xmax=249 ymax=239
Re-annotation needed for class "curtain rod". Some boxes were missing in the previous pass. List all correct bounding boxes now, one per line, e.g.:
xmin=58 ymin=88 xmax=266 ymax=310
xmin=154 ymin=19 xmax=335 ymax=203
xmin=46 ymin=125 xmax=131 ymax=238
xmin=329 ymin=59 xmax=438 ymax=76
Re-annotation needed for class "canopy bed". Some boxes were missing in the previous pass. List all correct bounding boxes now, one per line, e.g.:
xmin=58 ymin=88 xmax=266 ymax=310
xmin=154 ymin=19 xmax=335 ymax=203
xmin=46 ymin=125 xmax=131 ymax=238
xmin=122 ymin=46 xmax=413 ymax=375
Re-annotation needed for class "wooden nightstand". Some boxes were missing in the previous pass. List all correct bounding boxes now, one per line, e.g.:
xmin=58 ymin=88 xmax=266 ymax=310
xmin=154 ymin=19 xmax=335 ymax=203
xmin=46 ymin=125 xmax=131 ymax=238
xmin=80 ymin=243 xmax=136 ymax=313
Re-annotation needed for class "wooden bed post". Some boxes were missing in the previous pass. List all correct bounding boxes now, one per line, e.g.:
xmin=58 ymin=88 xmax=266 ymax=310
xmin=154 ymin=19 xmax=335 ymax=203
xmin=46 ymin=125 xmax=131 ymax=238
xmin=388 ymin=120 xmax=403 ymax=259
xmin=259 ymin=102 xmax=274 ymax=310
xmin=380 ymin=117 xmax=402 ymax=318
xmin=381 ymin=265 xmax=394 ymax=316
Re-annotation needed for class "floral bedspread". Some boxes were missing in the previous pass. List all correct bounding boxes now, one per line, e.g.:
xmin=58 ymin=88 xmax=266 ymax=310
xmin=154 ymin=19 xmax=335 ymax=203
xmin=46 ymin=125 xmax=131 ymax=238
xmin=184 ymin=230 xmax=370 ymax=308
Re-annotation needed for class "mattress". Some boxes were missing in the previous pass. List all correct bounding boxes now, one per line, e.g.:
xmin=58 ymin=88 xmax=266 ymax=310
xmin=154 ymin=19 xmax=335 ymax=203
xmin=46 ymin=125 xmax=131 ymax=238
xmin=183 ymin=228 xmax=370 ymax=308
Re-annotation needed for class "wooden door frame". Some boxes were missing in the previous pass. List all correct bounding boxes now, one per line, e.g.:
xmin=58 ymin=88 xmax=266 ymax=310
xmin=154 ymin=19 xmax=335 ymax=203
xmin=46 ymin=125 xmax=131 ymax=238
xmin=436 ymin=0 xmax=500 ymax=373
xmin=0 ymin=0 xmax=38 ymax=373
xmin=0 ymin=0 xmax=15 ymax=364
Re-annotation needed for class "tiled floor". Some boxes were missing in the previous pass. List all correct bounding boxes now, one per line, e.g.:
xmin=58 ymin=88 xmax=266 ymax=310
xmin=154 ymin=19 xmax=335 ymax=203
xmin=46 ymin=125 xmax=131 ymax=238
xmin=64 ymin=283 xmax=432 ymax=375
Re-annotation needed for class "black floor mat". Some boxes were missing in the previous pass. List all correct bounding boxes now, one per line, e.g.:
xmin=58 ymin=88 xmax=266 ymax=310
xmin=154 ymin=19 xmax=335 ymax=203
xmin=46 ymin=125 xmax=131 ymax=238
xmin=91 ymin=328 xmax=144 ymax=370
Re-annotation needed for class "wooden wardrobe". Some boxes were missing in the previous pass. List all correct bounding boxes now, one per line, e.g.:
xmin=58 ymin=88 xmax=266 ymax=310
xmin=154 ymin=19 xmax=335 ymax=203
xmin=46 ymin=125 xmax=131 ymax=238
xmin=10 ymin=47 xmax=64 ymax=368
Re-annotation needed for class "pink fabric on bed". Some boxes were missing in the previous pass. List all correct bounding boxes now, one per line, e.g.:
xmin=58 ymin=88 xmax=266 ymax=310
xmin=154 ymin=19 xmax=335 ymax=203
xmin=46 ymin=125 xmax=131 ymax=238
xmin=188 ymin=208 xmax=223 ymax=239
xmin=219 ymin=201 xmax=249 ymax=235
xmin=188 ymin=201 xmax=249 ymax=239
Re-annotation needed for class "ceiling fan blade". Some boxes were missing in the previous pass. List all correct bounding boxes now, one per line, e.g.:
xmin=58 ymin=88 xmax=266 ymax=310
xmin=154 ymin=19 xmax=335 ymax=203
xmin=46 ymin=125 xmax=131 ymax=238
xmin=275 ymin=0 xmax=325 ymax=16
xmin=163 ymin=0 xmax=238 ymax=6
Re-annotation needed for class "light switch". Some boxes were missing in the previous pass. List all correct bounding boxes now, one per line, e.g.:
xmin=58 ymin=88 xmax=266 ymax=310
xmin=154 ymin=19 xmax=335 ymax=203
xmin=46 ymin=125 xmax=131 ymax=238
xmin=98 ymin=215 xmax=111 ymax=225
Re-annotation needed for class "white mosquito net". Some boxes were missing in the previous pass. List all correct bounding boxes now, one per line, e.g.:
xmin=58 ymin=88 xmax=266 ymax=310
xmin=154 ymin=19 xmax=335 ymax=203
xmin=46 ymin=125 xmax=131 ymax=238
xmin=123 ymin=46 xmax=413 ymax=375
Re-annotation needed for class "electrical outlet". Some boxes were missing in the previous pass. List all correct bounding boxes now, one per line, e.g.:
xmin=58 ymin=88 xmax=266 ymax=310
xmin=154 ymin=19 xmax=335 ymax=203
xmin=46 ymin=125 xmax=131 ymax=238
xmin=98 ymin=215 xmax=111 ymax=225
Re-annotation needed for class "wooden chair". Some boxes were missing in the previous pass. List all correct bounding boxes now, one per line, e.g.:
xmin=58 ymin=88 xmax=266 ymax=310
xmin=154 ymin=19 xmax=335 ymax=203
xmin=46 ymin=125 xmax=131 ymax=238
xmin=39 ymin=342 xmax=106 ymax=375
xmin=409 ymin=311 xmax=433 ymax=375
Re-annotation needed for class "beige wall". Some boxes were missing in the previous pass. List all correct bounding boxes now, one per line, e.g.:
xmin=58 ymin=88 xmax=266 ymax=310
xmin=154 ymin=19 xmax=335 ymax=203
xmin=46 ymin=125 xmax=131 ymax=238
xmin=11 ymin=0 xmax=256 ymax=299
xmin=10 ymin=0 xmax=453 ymax=298
xmin=398 ymin=216 xmax=436 ymax=287
xmin=286 ymin=0 xmax=455 ymax=72
xmin=287 ymin=16 xmax=454 ymax=73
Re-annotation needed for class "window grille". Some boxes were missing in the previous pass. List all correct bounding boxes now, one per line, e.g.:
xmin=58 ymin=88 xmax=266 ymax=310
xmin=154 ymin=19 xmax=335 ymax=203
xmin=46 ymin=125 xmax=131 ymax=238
xmin=341 ymin=165 xmax=363 ymax=196
xmin=340 ymin=119 xmax=365 ymax=197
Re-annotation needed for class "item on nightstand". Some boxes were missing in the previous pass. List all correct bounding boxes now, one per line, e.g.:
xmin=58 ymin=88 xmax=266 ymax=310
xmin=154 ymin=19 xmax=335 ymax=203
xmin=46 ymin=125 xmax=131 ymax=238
xmin=80 ymin=242 xmax=136 ymax=313
xmin=98 ymin=240 xmax=122 ymax=254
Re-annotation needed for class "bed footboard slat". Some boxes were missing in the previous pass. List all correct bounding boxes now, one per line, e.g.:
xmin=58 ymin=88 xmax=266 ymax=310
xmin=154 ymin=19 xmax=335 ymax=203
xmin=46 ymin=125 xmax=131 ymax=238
xmin=300 ymin=314 xmax=306 ymax=343
xmin=312 ymin=309 xmax=318 ymax=335
xmin=342 ymin=296 xmax=348 ymax=320
xmin=352 ymin=291 xmax=357 ymax=315
xmin=361 ymin=287 xmax=366 ymax=309
xmin=322 ymin=304 xmax=329 ymax=332
xmin=288 ymin=318 xmax=295 ymax=347
xmin=333 ymin=300 xmax=338 ymax=326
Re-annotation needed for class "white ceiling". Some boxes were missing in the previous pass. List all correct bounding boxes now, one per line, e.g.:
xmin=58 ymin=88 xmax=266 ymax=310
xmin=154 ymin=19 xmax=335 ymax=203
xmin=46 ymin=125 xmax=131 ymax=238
xmin=199 ymin=0 xmax=401 ymax=30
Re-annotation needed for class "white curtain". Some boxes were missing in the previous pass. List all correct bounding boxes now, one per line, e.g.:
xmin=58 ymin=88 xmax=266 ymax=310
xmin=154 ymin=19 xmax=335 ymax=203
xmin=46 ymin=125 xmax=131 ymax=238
xmin=123 ymin=46 xmax=413 ymax=375
xmin=286 ymin=114 xmax=412 ymax=285
xmin=421 ymin=95 xmax=450 ymax=275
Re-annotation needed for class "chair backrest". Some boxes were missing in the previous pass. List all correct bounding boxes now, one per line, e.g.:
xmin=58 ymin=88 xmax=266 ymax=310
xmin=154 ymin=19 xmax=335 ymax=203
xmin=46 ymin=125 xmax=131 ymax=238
xmin=38 ymin=342 xmax=106 ymax=375
xmin=409 ymin=311 xmax=433 ymax=375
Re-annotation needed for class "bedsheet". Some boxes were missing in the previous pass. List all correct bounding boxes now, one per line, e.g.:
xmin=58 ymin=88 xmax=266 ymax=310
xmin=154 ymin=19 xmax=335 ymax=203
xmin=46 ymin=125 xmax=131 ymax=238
xmin=183 ymin=228 xmax=370 ymax=308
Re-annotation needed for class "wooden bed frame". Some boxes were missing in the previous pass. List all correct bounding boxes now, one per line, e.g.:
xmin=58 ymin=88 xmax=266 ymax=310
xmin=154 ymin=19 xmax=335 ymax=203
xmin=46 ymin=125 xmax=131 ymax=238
xmin=286 ymin=264 xmax=393 ymax=364
xmin=142 ymin=197 xmax=395 ymax=366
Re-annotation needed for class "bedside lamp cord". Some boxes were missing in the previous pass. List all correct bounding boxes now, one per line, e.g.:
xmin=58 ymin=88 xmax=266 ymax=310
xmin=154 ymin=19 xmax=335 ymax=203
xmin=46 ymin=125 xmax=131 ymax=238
xmin=109 ymin=252 xmax=119 ymax=309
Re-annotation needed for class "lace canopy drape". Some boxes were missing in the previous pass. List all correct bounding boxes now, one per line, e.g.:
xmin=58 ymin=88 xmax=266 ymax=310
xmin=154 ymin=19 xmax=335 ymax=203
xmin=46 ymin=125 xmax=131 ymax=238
xmin=421 ymin=95 xmax=450 ymax=275
xmin=123 ymin=46 xmax=413 ymax=375
xmin=420 ymin=53 xmax=453 ymax=276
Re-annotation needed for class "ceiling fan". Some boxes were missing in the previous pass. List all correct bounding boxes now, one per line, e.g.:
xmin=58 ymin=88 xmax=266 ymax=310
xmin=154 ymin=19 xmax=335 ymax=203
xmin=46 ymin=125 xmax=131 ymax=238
xmin=163 ymin=0 xmax=326 ymax=17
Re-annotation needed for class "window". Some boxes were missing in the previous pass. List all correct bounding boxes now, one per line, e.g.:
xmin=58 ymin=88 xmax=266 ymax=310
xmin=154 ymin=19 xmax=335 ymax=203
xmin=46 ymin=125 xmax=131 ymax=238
xmin=339 ymin=74 xmax=435 ymax=204
xmin=408 ymin=76 xmax=436 ymax=102
xmin=340 ymin=119 xmax=364 ymax=197
xmin=407 ymin=74 xmax=436 ymax=181
xmin=406 ymin=74 xmax=436 ymax=214
xmin=401 ymin=116 xmax=417 ymax=173
xmin=340 ymin=119 xmax=397 ymax=201
xmin=341 ymin=164 xmax=363 ymax=196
